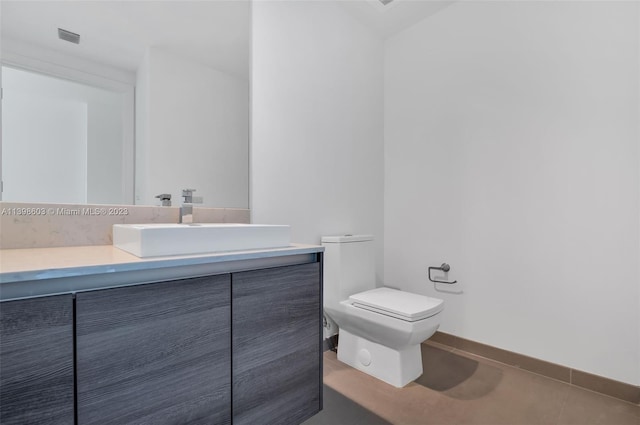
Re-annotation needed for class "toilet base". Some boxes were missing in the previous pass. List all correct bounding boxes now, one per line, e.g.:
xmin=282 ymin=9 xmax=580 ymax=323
xmin=337 ymin=329 xmax=423 ymax=387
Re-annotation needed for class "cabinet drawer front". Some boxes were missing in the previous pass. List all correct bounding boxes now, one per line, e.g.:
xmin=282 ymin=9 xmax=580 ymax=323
xmin=232 ymin=262 xmax=321 ymax=425
xmin=0 ymin=294 xmax=74 ymax=425
xmin=76 ymin=275 xmax=231 ymax=425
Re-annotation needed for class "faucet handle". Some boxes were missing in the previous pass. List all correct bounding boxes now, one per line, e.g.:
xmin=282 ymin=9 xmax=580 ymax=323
xmin=182 ymin=188 xmax=196 ymax=203
xmin=155 ymin=193 xmax=172 ymax=206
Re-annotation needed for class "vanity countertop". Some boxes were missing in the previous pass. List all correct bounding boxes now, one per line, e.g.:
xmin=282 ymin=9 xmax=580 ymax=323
xmin=0 ymin=244 xmax=324 ymax=301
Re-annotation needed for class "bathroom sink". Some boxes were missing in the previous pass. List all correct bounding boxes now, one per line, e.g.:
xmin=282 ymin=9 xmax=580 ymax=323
xmin=113 ymin=223 xmax=291 ymax=257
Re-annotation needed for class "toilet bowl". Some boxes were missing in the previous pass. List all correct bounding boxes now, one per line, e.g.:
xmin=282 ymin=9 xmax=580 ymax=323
xmin=322 ymin=235 xmax=444 ymax=388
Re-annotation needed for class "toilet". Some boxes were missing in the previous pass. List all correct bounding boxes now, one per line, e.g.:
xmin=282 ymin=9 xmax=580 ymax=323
xmin=322 ymin=234 xmax=444 ymax=387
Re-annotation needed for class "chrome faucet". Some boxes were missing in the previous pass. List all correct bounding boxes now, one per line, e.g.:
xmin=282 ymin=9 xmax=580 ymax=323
xmin=155 ymin=193 xmax=172 ymax=207
xmin=180 ymin=189 xmax=196 ymax=223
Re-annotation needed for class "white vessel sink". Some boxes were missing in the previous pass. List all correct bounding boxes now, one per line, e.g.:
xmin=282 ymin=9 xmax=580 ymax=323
xmin=113 ymin=223 xmax=291 ymax=257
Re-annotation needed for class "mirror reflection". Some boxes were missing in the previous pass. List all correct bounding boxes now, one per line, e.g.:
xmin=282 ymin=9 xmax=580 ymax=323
xmin=1 ymin=1 xmax=250 ymax=208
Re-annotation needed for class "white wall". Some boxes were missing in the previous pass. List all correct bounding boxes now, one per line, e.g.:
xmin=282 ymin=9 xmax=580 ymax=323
xmin=87 ymin=101 xmax=123 ymax=204
xmin=135 ymin=54 xmax=150 ymax=207
xmin=3 ymin=92 xmax=87 ymax=203
xmin=251 ymin=1 xmax=384 ymax=281
xmin=135 ymin=47 xmax=249 ymax=208
xmin=384 ymin=1 xmax=640 ymax=385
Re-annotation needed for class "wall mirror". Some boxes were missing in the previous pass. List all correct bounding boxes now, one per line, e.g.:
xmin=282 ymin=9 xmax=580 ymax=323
xmin=1 ymin=1 xmax=250 ymax=208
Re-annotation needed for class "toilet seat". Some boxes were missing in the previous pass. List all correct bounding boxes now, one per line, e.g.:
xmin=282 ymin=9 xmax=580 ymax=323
xmin=349 ymin=287 xmax=444 ymax=322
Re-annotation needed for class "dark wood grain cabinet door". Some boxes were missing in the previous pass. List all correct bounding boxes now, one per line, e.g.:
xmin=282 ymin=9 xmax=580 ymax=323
xmin=76 ymin=275 xmax=231 ymax=425
xmin=0 ymin=294 xmax=75 ymax=425
xmin=232 ymin=262 xmax=321 ymax=425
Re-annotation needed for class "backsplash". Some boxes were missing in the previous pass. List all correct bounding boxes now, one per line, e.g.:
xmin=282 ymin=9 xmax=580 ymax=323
xmin=0 ymin=202 xmax=250 ymax=249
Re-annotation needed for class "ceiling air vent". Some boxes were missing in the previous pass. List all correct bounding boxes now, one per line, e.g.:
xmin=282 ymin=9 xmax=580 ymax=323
xmin=58 ymin=28 xmax=80 ymax=44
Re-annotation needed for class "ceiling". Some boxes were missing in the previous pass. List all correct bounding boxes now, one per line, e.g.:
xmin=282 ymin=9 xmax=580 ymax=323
xmin=337 ymin=0 xmax=454 ymax=39
xmin=0 ymin=0 xmax=451 ymax=81
xmin=0 ymin=1 xmax=250 ymax=79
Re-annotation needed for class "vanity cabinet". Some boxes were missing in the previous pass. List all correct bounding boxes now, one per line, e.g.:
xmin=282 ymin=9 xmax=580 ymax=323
xmin=232 ymin=263 xmax=322 ymax=425
xmin=76 ymin=275 xmax=231 ymax=425
xmin=0 ymin=250 xmax=322 ymax=425
xmin=0 ymin=294 xmax=75 ymax=425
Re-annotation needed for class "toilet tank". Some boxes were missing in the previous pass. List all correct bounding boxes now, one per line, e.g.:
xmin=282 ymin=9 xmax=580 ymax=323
xmin=321 ymin=235 xmax=375 ymax=311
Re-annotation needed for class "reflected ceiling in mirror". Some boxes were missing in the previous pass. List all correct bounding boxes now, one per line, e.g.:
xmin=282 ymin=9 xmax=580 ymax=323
xmin=1 ymin=1 xmax=250 ymax=208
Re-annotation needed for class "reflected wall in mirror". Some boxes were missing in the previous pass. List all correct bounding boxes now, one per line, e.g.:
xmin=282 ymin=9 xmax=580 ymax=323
xmin=1 ymin=1 xmax=250 ymax=208
xmin=2 ymin=65 xmax=131 ymax=204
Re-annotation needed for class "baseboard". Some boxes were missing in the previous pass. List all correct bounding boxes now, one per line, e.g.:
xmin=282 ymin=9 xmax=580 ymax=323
xmin=429 ymin=331 xmax=640 ymax=405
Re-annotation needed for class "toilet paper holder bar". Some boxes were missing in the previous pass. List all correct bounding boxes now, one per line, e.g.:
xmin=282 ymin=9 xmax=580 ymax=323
xmin=428 ymin=263 xmax=457 ymax=284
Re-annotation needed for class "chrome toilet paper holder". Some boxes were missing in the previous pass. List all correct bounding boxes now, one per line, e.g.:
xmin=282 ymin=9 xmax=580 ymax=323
xmin=428 ymin=263 xmax=457 ymax=284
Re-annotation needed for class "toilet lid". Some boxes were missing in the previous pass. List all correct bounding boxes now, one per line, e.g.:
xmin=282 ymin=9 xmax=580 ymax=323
xmin=349 ymin=287 xmax=443 ymax=322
